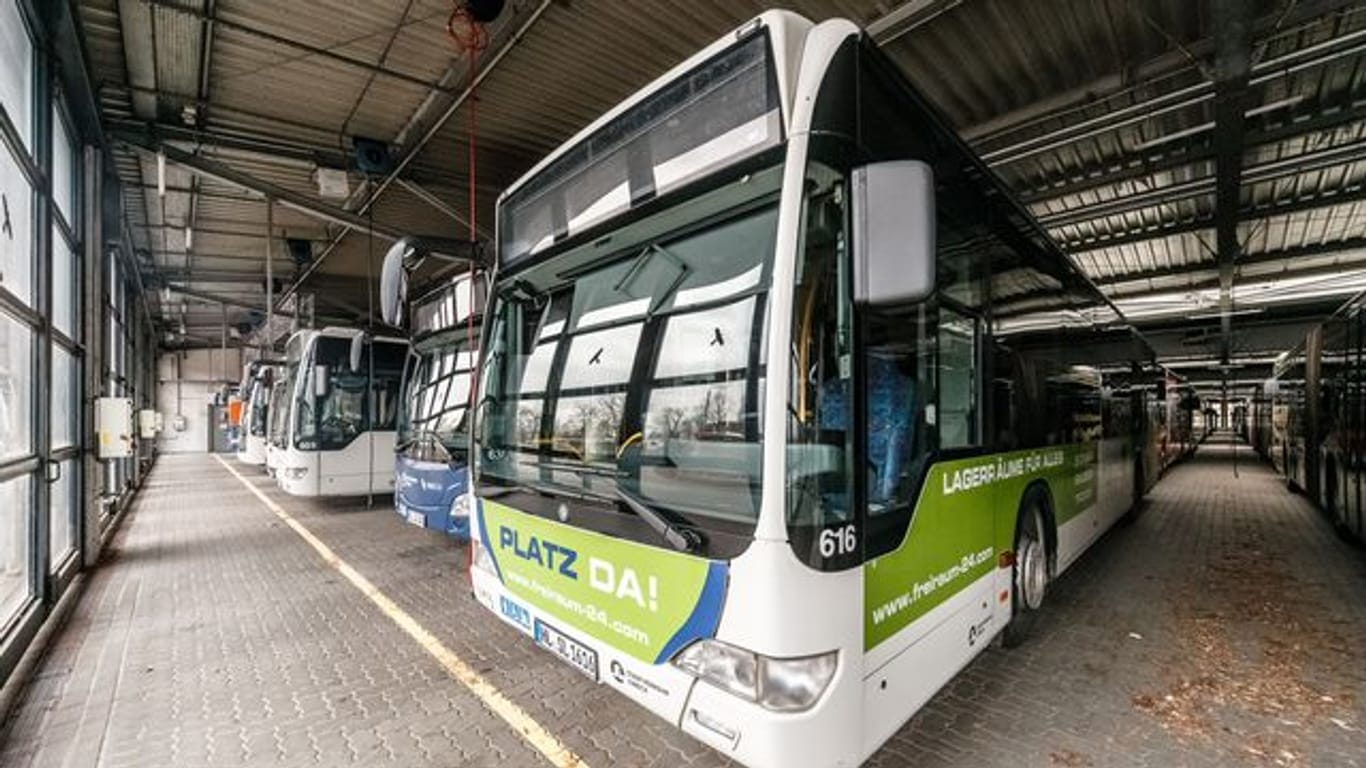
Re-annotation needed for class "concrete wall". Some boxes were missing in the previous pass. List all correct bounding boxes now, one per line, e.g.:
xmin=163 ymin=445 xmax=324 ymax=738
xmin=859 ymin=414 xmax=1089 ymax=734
xmin=155 ymin=348 xmax=257 ymax=454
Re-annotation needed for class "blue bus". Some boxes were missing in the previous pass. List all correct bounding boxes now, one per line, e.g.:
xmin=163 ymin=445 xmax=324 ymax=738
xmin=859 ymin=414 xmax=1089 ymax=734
xmin=394 ymin=273 xmax=485 ymax=536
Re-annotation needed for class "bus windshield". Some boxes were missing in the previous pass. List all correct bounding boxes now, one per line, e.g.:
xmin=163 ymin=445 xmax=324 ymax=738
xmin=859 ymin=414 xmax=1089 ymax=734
xmin=477 ymin=197 xmax=778 ymax=547
xmin=247 ymin=369 xmax=273 ymax=437
xmin=398 ymin=336 xmax=478 ymax=462
xmin=296 ymin=338 xmax=407 ymax=451
xmin=268 ymin=363 xmax=295 ymax=449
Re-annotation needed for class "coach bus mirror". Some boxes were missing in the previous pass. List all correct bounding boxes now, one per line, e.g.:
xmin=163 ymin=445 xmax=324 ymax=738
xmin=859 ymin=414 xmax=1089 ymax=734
xmin=349 ymin=334 xmax=366 ymax=372
xmin=851 ymin=160 xmax=935 ymax=308
xmin=380 ymin=238 xmax=417 ymax=327
xmin=313 ymin=365 xmax=330 ymax=399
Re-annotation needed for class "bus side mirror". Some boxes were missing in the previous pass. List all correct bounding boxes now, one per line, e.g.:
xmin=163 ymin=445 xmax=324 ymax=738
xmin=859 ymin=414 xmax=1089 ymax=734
xmin=851 ymin=160 xmax=935 ymax=307
xmin=349 ymin=334 xmax=366 ymax=372
xmin=380 ymin=238 xmax=416 ymax=327
xmin=313 ymin=365 xmax=331 ymax=399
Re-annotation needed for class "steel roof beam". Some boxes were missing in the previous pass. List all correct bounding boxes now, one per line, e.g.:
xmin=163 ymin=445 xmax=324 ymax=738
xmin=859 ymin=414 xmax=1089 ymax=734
xmin=978 ymin=17 xmax=1366 ymax=168
xmin=118 ymin=136 xmax=411 ymax=238
xmin=1038 ymin=135 xmax=1366 ymax=229
xmin=108 ymin=119 xmax=513 ymax=195
xmin=118 ymin=135 xmax=476 ymax=263
xmin=166 ymin=284 xmax=298 ymax=317
xmin=1093 ymin=236 xmax=1366 ymax=290
xmin=1019 ymin=95 xmax=1366 ymax=205
xmin=107 ymin=119 xmax=350 ymax=169
xmin=962 ymin=0 xmax=1365 ymax=143
xmin=134 ymin=0 xmax=451 ymax=95
xmin=996 ymin=237 xmax=1366 ymax=313
xmin=1056 ymin=182 xmax=1366 ymax=252
xmin=1213 ymin=0 xmax=1254 ymax=364
xmin=1104 ymin=258 xmax=1366 ymax=301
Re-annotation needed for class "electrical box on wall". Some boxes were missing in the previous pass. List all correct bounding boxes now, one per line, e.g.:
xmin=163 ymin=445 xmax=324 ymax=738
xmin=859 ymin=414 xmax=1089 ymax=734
xmin=96 ymin=397 xmax=134 ymax=459
xmin=138 ymin=409 xmax=161 ymax=439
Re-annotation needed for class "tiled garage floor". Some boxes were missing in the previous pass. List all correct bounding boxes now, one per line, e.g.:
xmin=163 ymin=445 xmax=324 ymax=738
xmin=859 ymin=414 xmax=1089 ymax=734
xmin=2 ymin=438 xmax=1363 ymax=767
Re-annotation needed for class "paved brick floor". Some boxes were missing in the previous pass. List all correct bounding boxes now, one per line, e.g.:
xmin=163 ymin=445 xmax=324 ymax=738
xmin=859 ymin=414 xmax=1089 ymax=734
xmin=2 ymin=438 xmax=1364 ymax=767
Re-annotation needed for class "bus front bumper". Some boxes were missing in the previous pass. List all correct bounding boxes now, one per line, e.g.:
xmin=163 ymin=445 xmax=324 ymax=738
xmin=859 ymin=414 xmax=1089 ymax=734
xmin=468 ymin=566 xmax=860 ymax=768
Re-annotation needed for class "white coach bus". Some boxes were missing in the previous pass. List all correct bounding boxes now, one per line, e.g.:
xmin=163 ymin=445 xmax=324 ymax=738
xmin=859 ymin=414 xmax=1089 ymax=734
xmin=274 ymin=327 xmax=409 ymax=497
xmin=468 ymin=11 xmax=1153 ymax=767
xmin=236 ymin=360 xmax=282 ymax=466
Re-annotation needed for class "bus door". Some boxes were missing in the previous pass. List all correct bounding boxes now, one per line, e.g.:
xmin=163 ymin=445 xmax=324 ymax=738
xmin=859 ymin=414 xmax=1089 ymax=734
xmin=859 ymin=301 xmax=995 ymax=662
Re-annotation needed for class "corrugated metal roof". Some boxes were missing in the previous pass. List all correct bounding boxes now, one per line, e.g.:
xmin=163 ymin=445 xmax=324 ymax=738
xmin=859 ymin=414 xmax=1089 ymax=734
xmin=72 ymin=0 xmax=1366 ymax=348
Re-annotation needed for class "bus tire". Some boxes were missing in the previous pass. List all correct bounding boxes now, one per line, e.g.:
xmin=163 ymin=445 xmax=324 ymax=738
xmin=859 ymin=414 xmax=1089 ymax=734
xmin=1001 ymin=493 xmax=1051 ymax=648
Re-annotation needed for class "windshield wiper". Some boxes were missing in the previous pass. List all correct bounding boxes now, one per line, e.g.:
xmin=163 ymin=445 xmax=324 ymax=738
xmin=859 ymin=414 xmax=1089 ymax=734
xmin=614 ymin=485 xmax=704 ymax=553
xmin=614 ymin=243 xmax=690 ymax=317
xmin=394 ymin=428 xmax=437 ymax=453
xmin=395 ymin=428 xmax=460 ymax=461
xmin=483 ymin=477 xmax=615 ymax=507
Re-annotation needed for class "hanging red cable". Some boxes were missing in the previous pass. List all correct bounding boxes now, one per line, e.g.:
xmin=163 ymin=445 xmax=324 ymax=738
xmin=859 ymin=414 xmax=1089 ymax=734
xmin=447 ymin=3 xmax=489 ymax=570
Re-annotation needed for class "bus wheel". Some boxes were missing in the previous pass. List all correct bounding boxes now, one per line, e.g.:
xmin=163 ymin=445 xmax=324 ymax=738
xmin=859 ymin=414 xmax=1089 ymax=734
xmin=1001 ymin=501 xmax=1049 ymax=648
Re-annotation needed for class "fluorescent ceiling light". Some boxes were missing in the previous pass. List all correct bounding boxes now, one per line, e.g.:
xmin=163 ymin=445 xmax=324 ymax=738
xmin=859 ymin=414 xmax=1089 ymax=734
xmin=867 ymin=0 xmax=961 ymax=44
xmin=1186 ymin=307 xmax=1266 ymax=321
xmin=157 ymin=151 xmax=166 ymax=197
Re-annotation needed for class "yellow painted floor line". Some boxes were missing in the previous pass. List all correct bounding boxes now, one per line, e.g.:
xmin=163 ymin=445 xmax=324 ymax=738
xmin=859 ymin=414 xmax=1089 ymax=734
xmin=213 ymin=455 xmax=588 ymax=768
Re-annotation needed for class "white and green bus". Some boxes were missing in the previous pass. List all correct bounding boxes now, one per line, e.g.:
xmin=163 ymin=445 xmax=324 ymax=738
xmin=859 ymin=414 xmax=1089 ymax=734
xmin=468 ymin=11 xmax=1154 ymax=767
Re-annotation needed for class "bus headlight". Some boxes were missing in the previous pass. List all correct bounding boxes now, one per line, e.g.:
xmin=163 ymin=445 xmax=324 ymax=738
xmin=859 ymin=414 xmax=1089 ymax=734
xmin=285 ymin=467 xmax=308 ymax=480
xmin=470 ymin=525 xmax=496 ymax=576
xmin=673 ymin=640 xmax=837 ymax=712
xmin=450 ymin=493 xmax=471 ymax=520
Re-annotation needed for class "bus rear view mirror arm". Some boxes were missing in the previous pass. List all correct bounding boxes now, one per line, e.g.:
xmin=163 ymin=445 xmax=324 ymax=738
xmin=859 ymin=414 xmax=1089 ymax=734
xmin=852 ymin=160 xmax=936 ymax=307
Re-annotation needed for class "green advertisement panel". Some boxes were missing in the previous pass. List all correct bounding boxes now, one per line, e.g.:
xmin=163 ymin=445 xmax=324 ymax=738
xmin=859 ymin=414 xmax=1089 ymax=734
xmin=478 ymin=500 xmax=728 ymax=664
xmin=864 ymin=444 xmax=1096 ymax=650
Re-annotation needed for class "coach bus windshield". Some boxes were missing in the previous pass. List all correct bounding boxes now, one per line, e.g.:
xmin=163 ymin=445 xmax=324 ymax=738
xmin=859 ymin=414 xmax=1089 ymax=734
xmin=477 ymin=191 xmax=778 ymax=554
xmin=399 ymin=337 xmax=477 ymax=462
xmin=296 ymin=338 xmax=407 ymax=451
xmin=269 ymin=364 xmax=295 ymax=449
xmin=248 ymin=369 xmax=273 ymax=438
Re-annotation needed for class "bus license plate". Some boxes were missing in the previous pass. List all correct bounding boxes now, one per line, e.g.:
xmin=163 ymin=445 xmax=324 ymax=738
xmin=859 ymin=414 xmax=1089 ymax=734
xmin=402 ymin=506 xmax=424 ymax=527
xmin=534 ymin=620 xmax=598 ymax=681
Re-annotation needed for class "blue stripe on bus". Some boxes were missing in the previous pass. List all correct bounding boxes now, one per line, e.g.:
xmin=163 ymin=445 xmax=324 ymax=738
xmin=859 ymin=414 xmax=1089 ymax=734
xmin=654 ymin=561 xmax=728 ymax=664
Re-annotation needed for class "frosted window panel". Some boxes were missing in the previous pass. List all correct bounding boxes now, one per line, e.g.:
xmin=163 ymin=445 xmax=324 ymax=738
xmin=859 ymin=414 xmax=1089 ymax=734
xmin=52 ymin=343 xmax=75 ymax=449
xmin=0 ymin=0 xmax=33 ymax=148
xmin=52 ymin=225 xmax=76 ymax=337
xmin=0 ymin=473 xmax=32 ymax=623
xmin=50 ymin=458 xmax=76 ymax=566
xmin=52 ymin=105 xmax=75 ymax=225
xmin=0 ymin=311 xmax=31 ymax=461
xmin=0 ymin=146 xmax=32 ymax=305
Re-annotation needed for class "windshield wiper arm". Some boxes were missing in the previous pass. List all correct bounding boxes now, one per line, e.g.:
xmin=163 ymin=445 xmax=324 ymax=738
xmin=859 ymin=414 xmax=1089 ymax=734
xmin=394 ymin=427 xmax=440 ymax=453
xmin=614 ymin=485 xmax=704 ymax=553
xmin=483 ymin=477 xmax=615 ymax=506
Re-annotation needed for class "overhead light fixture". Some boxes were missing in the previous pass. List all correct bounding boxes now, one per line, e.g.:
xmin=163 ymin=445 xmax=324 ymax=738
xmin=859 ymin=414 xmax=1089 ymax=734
xmin=315 ymin=167 xmax=350 ymax=200
xmin=160 ymin=286 xmax=172 ymax=303
xmin=157 ymin=150 xmax=166 ymax=197
xmin=1185 ymin=307 xmax=1266 ymax=321
xmin=866 ymin=0 xmax=961 ymax=44
xmin=184 ymin=226 xmax=193 ymax=250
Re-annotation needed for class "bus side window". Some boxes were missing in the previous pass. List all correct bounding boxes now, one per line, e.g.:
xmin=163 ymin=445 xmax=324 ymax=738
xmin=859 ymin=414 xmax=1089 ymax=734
xmin=858 ymin=305 xmax=936 ymax=560
xmin=938 ymin=306 xmax=978 ymax=449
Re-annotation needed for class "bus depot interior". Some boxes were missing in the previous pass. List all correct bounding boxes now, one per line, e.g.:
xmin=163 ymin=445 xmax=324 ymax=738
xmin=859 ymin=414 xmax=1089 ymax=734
xmin=0 ymin=3 xmax=1363 ymax=767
